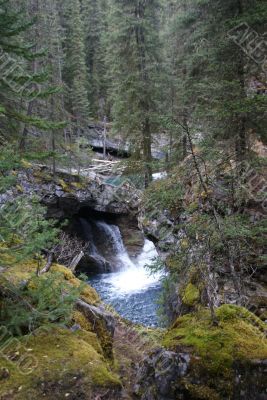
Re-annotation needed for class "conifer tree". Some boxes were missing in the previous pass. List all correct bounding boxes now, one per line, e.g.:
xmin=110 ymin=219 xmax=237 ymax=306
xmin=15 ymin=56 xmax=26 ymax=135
xmin=81 ymin=0 xmax=109 ymax=118
xmin=106 ymin=0 xmax=161 ymax=185
xmin=64 ymin=0 xmax=90 ymax=131
xmin=167 ymin=0 xmax=267 ymax=163
xmin=0 ymin=0 xmax=65 ymax=151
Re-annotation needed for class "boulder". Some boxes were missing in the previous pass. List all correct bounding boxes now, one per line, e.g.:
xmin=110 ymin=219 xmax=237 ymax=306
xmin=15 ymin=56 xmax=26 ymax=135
xmin=134 ymin=348 xmax=190 ymax=400
xmin=76 ymin=299 xmax=116 ymax=359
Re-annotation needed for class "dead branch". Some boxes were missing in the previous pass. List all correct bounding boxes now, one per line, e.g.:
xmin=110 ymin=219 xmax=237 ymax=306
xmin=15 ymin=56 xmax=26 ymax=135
xmin=38 ymin=251 xmax=54 ymax=276
xmin=53 ymin=232 xmax=88 ymax=268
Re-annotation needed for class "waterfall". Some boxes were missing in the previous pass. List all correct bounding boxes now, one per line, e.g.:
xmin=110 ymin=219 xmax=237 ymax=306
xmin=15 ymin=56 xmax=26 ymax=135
xmin=80 ymin=218 xmax=163 ymax=326
xmin=95 ymin=221 xmax=135 ymax=270
xmin=95 ymin=221 xmax=125 ymax=254
xmin=105 ymin=239 xmax=161 ymax=293
xmin=89 ymin=238 xmax=162 ymax=326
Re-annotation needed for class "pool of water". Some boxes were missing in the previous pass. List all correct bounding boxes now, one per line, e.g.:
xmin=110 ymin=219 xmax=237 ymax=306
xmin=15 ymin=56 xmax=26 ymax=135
xmin=88 ymin=240 xmax=162 ymax=327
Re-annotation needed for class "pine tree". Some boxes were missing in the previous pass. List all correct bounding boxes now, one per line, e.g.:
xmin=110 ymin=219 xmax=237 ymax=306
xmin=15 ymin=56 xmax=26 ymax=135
xmin=0 ymin=0 xmax=65 ymax=151
xmin=81 ymin=0 xmax=109 ymax=118
xmin=106 ymin=0 xmax=161 ymax=185
xmin=167 ymin=0 xmax=267 ymax=164
xmin=64 ymin=0 xmax=90 ymax=131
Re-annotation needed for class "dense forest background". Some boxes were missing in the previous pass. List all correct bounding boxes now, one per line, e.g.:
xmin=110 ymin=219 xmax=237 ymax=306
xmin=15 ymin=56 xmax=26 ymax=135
xmin=1 ymin=0 xmax=266 ymax=175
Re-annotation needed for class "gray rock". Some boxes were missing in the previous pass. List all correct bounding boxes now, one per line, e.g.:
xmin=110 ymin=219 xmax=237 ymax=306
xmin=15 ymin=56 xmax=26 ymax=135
xmin=76 ymin=299 xmax=116 ymax=337
xmin=135 ymin=348 xmax=190 ymax=400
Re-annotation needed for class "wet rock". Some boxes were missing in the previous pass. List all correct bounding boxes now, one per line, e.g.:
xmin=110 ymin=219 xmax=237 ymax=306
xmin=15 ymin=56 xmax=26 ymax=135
xmin=78 ymin=253 xmax=112 ymax=274
xmin=117 ymin=215 xmax=144 ymax=257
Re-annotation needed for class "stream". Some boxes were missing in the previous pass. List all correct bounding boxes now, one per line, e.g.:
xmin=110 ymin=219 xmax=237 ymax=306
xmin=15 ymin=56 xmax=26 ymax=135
xmin=79 ymin=219 xmax=162 ymax=327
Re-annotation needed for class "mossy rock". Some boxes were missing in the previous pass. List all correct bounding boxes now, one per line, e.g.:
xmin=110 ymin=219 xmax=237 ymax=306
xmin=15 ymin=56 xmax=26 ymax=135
xmin=52 ymin=264 xmax=99 ymax=305
xmin=163 ymin=305 xmax=267 ymax=370
xmin=162 ymin=305 xmax=267 ymax=398
xmin=0 ymin=327 xmax=121 ymax=400
xmin=1 ymin=261 xmax=100 ymax=306
xmin=182 ymin=283 xmax=200 ymax=306
xmin=70 ymin=180 xmax=88 ymax=190
xmin=58 ymin=178 xmax=72 ymax=193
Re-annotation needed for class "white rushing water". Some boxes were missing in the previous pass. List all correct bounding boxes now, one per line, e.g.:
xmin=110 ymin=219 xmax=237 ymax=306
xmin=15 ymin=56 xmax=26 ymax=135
xmin=102 ymin=239 xmax=161 ymax=294
xmin=152 ymin=171 xmax=167 ymax=181
xmin=95 ymin=221 xmax=137 ymax=270
xmin=87 ymin=221 xmax=163 ymax=326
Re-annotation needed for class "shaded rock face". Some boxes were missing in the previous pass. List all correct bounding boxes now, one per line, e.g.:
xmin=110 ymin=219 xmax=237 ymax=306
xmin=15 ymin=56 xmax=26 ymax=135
xmin=42 ymin=179 xmax=139 ymax=218
xmin=79 ymin=253 xmax=112 ymax=274
xmin=134 ymin=349 xmax=267 ymax=400
xmin=86 ymin=123 xmax=130 ymax=158
xmin=4 ymin=166 xmax=142 ymax=218
xmin=84 ymin=123 xmax=167 ymax=160
xmin=134 ymin=349 xmax=190 ymax=400
xmin=232 ymin=360 xmax=267 ymax=400
xmin=117 ymin=215 xmax=145 ymax=257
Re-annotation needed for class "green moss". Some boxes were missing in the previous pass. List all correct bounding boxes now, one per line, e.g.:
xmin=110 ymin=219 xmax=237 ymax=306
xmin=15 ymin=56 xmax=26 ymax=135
xmin=72 ymin=310 xmax=93 ymax=331
xmin=165 ymin=254 xmax=182 ymax=273
xmin=2 ymin=261 xmax=100 ymax=306
xmin=58 ymin=178 xmax=71 ymax=192
xmin=52 ymin=264 xmax=100 ymax=305
xmin=186 ymin=384 xmax=220 ymax=400
xmin=163 ymin=305 xmax=267 ymax=374
xmin=1 ymin=257 xmax=38 ymax=283
xmin=182 ymin=283 xmax=200 ymax=306
xmin=0 ymin=328 xmax=121 ymax=399
xmin=70 ymin=180 xmax=87 ymax=190
xmin=33 ymin=169 xmax=53 ymax=183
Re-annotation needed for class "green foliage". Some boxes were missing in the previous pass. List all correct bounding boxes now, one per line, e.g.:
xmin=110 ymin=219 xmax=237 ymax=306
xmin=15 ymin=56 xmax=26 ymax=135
xmin=182 ymin=283 xmax=200 ymax=306
xmin=0 ymin=196 xmax=59 ymax=264
xmin=0 ymin=0 xmax=65 ymax=150
xmin=81 ymin=0 xmax=109 ymax=117
xmin=64 ymin=0 xmax=90 ymax=123
xmin=0 ymin=0 xmax=34 ymax=57
xmin=143 ymin=177 xmax=184 ymax=213
xmin=0 ymin=272 xmax=83 ymax=336
xmin=0 ymin=145 xmax=21 ymax=192
xmin=162 ymin=0 xmax=267 ymax=162
xmin=106 ymin=0 xmax=161 ymax=182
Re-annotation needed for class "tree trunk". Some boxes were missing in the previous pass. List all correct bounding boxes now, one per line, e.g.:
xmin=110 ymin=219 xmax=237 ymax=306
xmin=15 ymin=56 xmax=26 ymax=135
xmin=143 ymin=117 xmax=152 ymax=187
xmin=135 ymin=1 xmax=153 ymax=187
xmin=19 ymin=101 xmax=34 ymax=151
xmin=235 ymin=0 xmax=246 ymax=164
xmin=19 ymin=0 xmax=39 ymax=152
